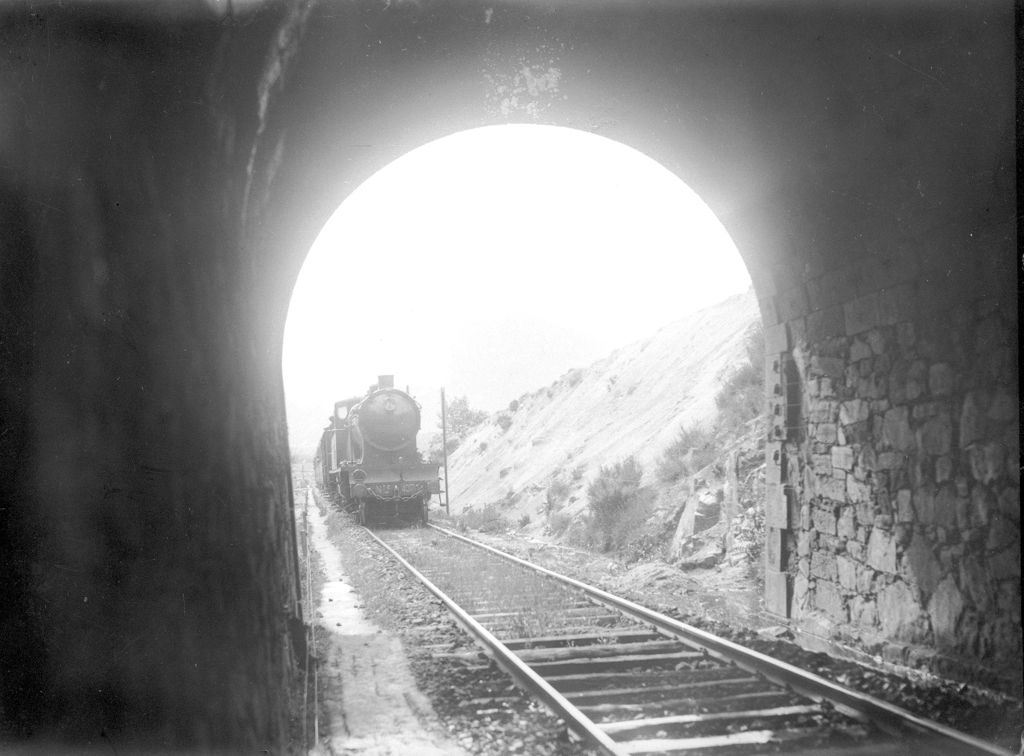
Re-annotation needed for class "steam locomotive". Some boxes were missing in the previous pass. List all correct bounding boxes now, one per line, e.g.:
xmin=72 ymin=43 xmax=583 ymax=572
xmin=313 ymin=375 xmax=440 ymax=526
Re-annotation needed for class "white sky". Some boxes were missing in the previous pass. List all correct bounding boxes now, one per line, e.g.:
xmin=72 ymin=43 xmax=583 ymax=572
xmin=283 ymin=124 xmax=750 ymax=454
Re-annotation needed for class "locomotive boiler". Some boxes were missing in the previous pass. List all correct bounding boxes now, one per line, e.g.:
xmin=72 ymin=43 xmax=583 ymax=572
xmin=314 ymin=375 xmax=439 ymax=525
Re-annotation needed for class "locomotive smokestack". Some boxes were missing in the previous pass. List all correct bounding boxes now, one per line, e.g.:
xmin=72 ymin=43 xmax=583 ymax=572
xmin=378 ymin=374 xmax=395 ymax=389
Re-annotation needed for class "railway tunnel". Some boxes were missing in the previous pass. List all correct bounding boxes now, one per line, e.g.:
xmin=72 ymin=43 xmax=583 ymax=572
xmin=0 ymin=0 xmax=1016 ymax=750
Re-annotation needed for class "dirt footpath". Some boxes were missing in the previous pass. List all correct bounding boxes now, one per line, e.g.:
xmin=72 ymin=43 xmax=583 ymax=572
xmin=304 ymin=492 xmax=466 ymax=756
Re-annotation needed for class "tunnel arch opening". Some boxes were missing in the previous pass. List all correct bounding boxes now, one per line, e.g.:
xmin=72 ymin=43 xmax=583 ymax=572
xmin=282 ymin=122 xmax=763 ymax=572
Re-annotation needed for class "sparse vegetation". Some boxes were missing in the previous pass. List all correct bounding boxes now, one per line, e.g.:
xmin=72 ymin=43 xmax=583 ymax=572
xmin=453 ymin=503 xmax=508 ymax=533
xmin=656 ymin=424 xmax=718 ymax=482
xmin=715 ymin=322 xmax=765 ymax=428
xmin=544 ymin=478 xmax=570 ymax=514
xmin=584 ymin=457 xmax=655 ymax=552
xmin=656 ymin=323 xmax=765 ymax=484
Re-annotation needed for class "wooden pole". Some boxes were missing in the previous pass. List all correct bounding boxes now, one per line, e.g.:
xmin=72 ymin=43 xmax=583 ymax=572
xmin=441 ymin=387 xmax=450 ymax=515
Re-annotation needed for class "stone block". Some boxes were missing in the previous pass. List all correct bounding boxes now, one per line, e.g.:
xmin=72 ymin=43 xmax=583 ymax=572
xmin=896 ymin=322 xmax=916 ymax=350
xmin=844 ymin=292 xmax=880 ymax=335
xmin=881 ymin=406 xmax=914 ymax=452
xmin=933 ymin=455 xmax=952 ymax=483
xmin=969 ymin=483 xmax=994 ymax=527
xmin=996 ymin=583 xmax=1022 ymax=624
xmin=928 ymin=576 xmax=965 ymax=650
xmin=850 ymin=596 xmax=878 ymax=627
xmin=809 ymin=355 xmax=846 ymax=379
xmin=904 ymin=534 xmax=942 ymax=600
xmin=765 ymin=570 xmax=791 ymax=617
xmin=764 ymin=322 xmax=788 ymax=355
xmin=837 ymin=508 xmax=856 ymax=539
xmin=959 ymin=556 xmax=993 ymax=612
xmin=931 ymin=484 xmax=958 ymax=528
xmin=776 ymin=285 xmax=810 ymax=322
xmin=847 ymin=540 xmax=865 ymax=561
xmin=990 ymin=547 xmax=1021 ymax=579
xmin=846 ymin=476 xmax=872 ymax=505
xmin=867 ymin=329 xmax=887 ymax=356
xmin=969 ymin=442 xmax=1006 ymax=485
xmin=831 ymin=445 xmax=854 ymax=471
xmin=928 ymin=363 xmax=954 ymax=396
xmin=815 ymin=423 xmax=838 ymax=444
xmin=839 ymin=399 xmax=869 ymax=426
xmin=805 ymin=305 xmax=845 ymax=343
xmin=821 ymin=477 xmax=846 ymax=502
xmin=811 ymin=501 xmax=837 ymax=535
xmin=850 ymin=338 xmax=872 ymax=363
xmin=877 ymin=580 xmax=924 ymax=641
xmin=877 ymin=451 xmax=907 ymax=470
xmin=813 ymin=579 xmax=847 ymax=622
xmin=997 ymin=486 xmax=1019 ymax=523
xmin=986 ymin=386 xmax=1015 ymax=423
xmin=808 ymin=399 xmax=837 ymax=423
xmin=986 ymin=513 xmax=1017 ymax=552
xmin=896 ymin=489 xmax=913 ymax=522
xmin=811 ymin=550 xmax=838 ymax=582
xmin=918 ymin=412 xmax=952 ymax=456
xmin=811 ymin=453 xmax=832 ymax=477
xmin=906 ymin=360 xmax=927 ymax=401
xmin=807 ymin=265 xmax=858 ymax=312
xmin=836 ymin=554 xmax=857 ymax=592
xmin=866 ymin=528 xmax=897 ymax=573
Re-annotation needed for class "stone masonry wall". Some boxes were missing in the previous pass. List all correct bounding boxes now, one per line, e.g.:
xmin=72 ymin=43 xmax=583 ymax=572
xmin=762 ymin=247 xmax=1019 ymax=687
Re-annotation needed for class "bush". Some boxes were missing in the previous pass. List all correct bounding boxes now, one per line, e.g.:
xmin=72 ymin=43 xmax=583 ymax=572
xmin=454 ymin=503 xmax=507 ymax=533
xmin=545 ymin=478 xmax=570 ymax=513
xmin=518 ymin=513 xmax=531 ymax=528
xmin=585 ymin=457 xmax=653 ymax=552
xmin=548 ymin=511 xmax=573 ymax=536
xmin=443 ymin=395 xmax=488 ymax=435
xmin=508 ymin=399 xmax=520 ymax=413
xmin=496 ymin=414 xmax=512 ymax=432
xmin=656 ymin=424 xmax=717 ymax=483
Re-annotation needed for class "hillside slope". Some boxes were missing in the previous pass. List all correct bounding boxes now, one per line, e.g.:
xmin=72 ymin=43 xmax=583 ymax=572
xmin=445 ymin=289 xmax=760 ymax=526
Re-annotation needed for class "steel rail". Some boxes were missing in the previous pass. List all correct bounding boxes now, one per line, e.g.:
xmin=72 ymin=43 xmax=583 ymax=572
xmin=430 ymin=524 xmax=1013 ymax=756
xmin=362 ymin=527 xmax=627 ymax=756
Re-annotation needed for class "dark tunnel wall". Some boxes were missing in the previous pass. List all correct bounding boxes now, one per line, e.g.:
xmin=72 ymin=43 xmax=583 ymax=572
xmin=0 ymin=5 xmax=305 ymax=749
xmin=0 ymin=0 xmax=1018 ymax=750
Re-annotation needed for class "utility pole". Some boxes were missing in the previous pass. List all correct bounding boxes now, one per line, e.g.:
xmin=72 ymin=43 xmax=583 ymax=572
xmin=441 ymin=387 xmax=450 ymax=515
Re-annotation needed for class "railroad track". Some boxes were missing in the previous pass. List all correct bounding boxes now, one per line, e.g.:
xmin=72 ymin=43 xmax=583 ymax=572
xmin=367 ymin=524 xmax=1012 ymax=756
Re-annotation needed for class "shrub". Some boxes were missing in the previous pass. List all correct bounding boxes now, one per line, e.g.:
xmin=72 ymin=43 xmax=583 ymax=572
xmin=545 ymin=478 xmax=570 ymax=513
xmin=455 ymin=503 xmax=507 ymax=533
xmin=443 ymin=395 xmax=488 ymax=435
xmin=548 ymin=511 xmax=573 ymax=536
xmin=518 ymin=513 xmax=531 ymax=528
xmin=656 ymin=424 xmax=717 ymax=482
xmin=496 ymin=414 xmax=512 ymax=432
xmin=585 ymin=457 xmax=653 ymax=552
xmin=508 ymin=399 xmax=520 ymax=413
